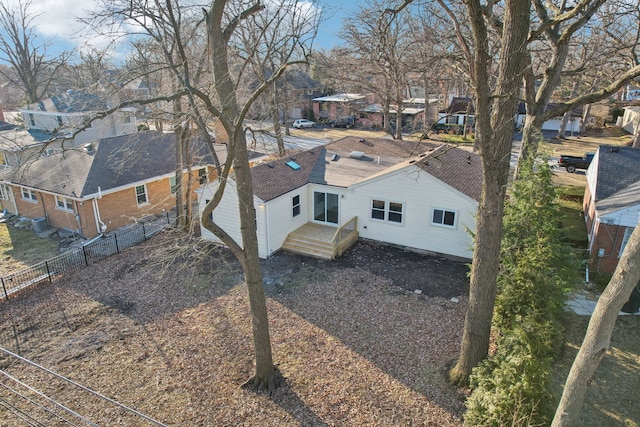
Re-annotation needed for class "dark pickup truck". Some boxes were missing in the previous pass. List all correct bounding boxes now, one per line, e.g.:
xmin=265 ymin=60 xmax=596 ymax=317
xmin=557 ymin=152 xmax=595 ymax=173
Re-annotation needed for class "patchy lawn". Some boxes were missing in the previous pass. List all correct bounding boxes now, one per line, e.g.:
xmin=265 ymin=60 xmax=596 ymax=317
xmin=552 ymin=314 xmax=640 ymax=427
xmin=0 ymin=221 xmax=60 ymax=276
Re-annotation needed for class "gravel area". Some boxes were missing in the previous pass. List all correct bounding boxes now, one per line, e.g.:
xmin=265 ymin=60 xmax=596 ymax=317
xmin=0 ymin=232 xmax=469 ymax=426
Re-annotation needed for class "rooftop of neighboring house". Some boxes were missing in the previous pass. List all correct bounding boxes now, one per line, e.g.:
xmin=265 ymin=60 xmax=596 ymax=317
xmin=442 ymin=97 xmax=475 ymax=114
xmin=0 ymin=122 xmax=48 ymax=153
xmin=0 ymin=131 xmax=229 ymax=199
xmin=22 ymin=90 xmax=109 ymax=114
xmin=591 ymin=145 xmax=640 ymax=216
xmin=250 ymin=136 xmax=482 ymax=202
xmin=312 ymin=93 xmax=366 ymax=103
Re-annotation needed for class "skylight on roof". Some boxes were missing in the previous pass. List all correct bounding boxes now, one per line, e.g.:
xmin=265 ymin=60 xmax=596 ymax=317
xmin=286 ymin=160 xmax=301 ymax=170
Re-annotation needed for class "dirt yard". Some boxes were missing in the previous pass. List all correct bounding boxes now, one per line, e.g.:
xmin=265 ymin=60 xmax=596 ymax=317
xmin=0 ymin=127 xmax=638 ymax=426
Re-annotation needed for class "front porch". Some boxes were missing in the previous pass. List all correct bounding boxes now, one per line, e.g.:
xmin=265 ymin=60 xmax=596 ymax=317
xmin=281 ymin=217 xmax=359 ymax=260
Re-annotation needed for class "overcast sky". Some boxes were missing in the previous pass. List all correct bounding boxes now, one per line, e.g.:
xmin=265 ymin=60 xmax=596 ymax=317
xmin=25 ymin=0 xmax=362 ymax=57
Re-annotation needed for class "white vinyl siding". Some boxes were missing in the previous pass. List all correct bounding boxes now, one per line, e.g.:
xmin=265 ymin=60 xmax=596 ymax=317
xmin=348 ymin=166 xmax=476 ymax=259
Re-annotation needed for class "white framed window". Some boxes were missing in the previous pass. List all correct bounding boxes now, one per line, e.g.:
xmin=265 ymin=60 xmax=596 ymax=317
xmin=21 ymin=187 xmax=37 ymax=202
xmin=28 ymin=113 xmax=35 ymax=127
xmin=204 ymin=199 xmax=213 ymax=221
xmin=432 ymin=208 xmax=457 ymax=228
xmin=292 ymin=194 xmax=301 ymax=217
xmin=135 ymin=184 xmax=148 ymax=205
xmin=55 ymin=195 xmax=74 ymax=212
xmin=371 ymin=199 xmax=404 ymax=224
xmin=0 ymin=184 xmax=10 ymax=200
xmin=170 ymin=176 xmax=177 ymax=194
xmin=198 ymin=168 xmax=207 ymax=184
xmin=56 ymin=115 xmax=63 ymax=126
xmin=619 ymin=227 xmax=634 ymax=257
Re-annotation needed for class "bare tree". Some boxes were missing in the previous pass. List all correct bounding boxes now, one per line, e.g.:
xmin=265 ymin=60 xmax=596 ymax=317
xmin=0 ymin=0 xmax=70 ymax=104
xmin=514 ymin=0 xmax=640 ymax=178
xmin=552 ymin=225 xmax=640 ymax=426
xmin=94 ymin=0 xmax=318 ymax=390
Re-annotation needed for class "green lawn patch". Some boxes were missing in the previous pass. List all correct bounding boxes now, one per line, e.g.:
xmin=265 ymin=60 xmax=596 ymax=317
xmin=0 ymin=222 xmax=60 ymax=276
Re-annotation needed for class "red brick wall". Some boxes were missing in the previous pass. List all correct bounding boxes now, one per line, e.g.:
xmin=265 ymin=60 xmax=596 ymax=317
xmin=5 ymin=169 xmax=207 ymax=238
xmin=588 ymin=221 xmax=630 ymax=275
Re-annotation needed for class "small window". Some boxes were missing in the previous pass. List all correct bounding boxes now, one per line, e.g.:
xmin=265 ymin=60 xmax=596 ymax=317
xmin=135 ymin=184 xmax=148 ymax=205
xmin=446 ymin=115 xmax=457 ymax=124
xmin=204 ymin=199 xmax=213 ymax=221
xmin=55 ymin=195 xmax=74 ymax=211
xmin=57 ymin=115 xmax=63 ymax=126
xmin=0 ymin=184 xmax=10 ymax=200
xmin=28 ymin=113 xmax=35 ymax=127
xmin=124 ymin=114 xmax=133 ymax=124
xmin=21 ymin=187 xmax=37 ymax=202
xmin=198 ymin=168 xmax=207 ymax=184
xmin=432 ymin=208 xmax=457 ymax=228
xmin=371 ymin=199 xmax=404 ymax=224
xmin=170 ymin=176 xmax=177 ymax=194
xmin=292 ymin=195 xmax=301 ymax=217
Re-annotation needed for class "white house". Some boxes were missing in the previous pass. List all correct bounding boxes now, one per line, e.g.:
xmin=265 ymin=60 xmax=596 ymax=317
xmin=514 ymin=103 xmax=583 ymax=133
xmin=198 ymin=137 xmax=482 ymax=260
xmin=20 ymin=90 xmax=138 ymax=149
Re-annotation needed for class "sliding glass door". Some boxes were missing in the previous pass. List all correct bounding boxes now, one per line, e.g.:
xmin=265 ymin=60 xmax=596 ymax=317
xmin=313 ymin=191 xmax=339 ymax=225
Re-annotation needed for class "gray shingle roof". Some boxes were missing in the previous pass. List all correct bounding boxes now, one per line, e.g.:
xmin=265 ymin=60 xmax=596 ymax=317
xmin=416 ymin=145 xmax=483 ymax=201
xmin=593 ymin=146 xmax=640 ymax=214
xmin=0 ymin=131 xmax=224 ymax=198
xmin=250 ymin=137 xmax=482 ymax=202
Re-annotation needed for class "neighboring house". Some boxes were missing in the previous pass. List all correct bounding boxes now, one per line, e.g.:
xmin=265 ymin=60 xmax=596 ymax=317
xmin=514 ymin=102 xmax=583 ymax=133
xmin=20 ymin=90 xmax=138 ymax=149
xmin=198 ymin=137 xmax=482 ymax=260
xmin=583 ymin=145 xmax=640 ymax=274
xmin=620 ymin=106 xmax=640 ymax=135
xmin=436 ymin=97 xmax=476 ymax=132
xmin=312 ymin=93 xmax=367 ymax=122
xmin=0 ymin=122 xmax=50 ymax=168
xmin=0 ymin=131 xmax=224 ymax=238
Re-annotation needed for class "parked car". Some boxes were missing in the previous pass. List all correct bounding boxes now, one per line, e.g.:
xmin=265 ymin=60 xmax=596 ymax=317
xmin=292 ymin=119 xmax=316 ymax=129
xmin=557 ymin=152 xmax=595 ymax=173
xmin=330 ymin=116 xmax=356 ymax=128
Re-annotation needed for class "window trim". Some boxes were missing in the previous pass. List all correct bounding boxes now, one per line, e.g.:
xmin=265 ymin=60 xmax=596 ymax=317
xmin=292 ymin=194 xmax=301 ymax=218
xmin=370 ymin=198 xmax=404 ymax=224
xmin=0 ymin=184 xmax=10 ymax=200
xmin=431 ymin=207 xmax=458 ymax=229
xmin=619 ymin=227 xmax=634 ymax=258
xmin=135 ymin=184 xmax=149 ymax=206
xmin=20 ymin=187 xmax=37 ymax=203
xmin=54 ymin=195 xmax=74 ymax=212
xmin=169 ymin=176 xmax=177 ymax=194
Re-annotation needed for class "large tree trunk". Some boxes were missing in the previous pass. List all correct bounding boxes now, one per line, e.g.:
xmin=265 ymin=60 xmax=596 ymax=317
xmin=204 ymin=0 xmax=276 ymax=390
xmin=449 ymin=0 xmax=530 ymax=385
xmin=552 ymin=225 xmax=640 ymax=427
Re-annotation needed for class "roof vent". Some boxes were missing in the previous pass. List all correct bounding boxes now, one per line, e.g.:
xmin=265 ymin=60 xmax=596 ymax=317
xmin=267 ymin=163 xmax=275 ymax=169
xmin=82 ymin=143 xmax=95 ymax=153
xmin=359 ymin=138 xmax=366 ymax=143
xmin=610 ymin=146 xmax=618 ymax=153
xmin=349 ymin=151 xmax=364 ymax=159
xmin=331 ymin=153 xmax=338 ymax=161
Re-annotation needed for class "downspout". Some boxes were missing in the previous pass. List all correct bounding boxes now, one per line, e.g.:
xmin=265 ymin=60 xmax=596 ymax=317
xmin=92 ymin=187 xmax=107 ymax=235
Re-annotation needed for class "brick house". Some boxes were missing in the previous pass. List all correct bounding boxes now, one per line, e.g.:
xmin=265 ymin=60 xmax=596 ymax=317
xmin=0 ymin=131 xmax=225 ymax=238
xmin=583 ymin=145 xmax=640 ymax=274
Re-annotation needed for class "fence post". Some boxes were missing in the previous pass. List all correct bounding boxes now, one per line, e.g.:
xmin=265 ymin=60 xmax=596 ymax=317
xmin=82 ymin=245 xmax=89 ymax=266
xmin=45 ymin=261 xmax=52 ymax=282
xmin=114 ymin=234 xmax=120 ymax=254
xmin=142 ymin=223 xmax=147 ymax=241
xmin=1 ymin=277 xmax=8 ymax=301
